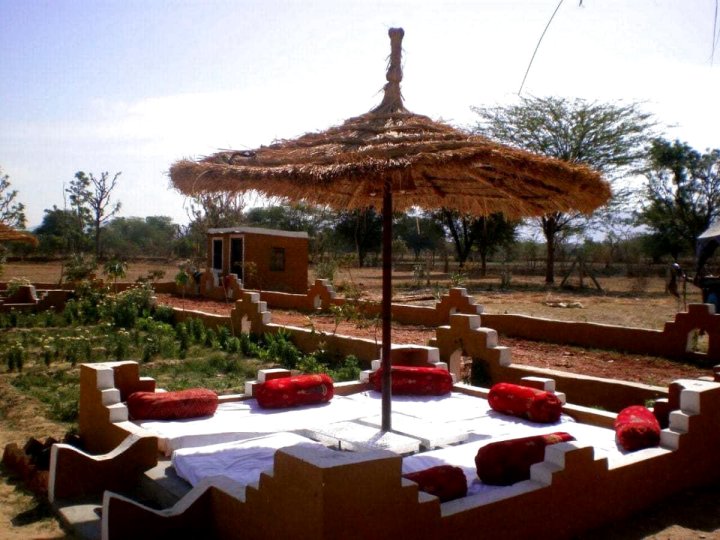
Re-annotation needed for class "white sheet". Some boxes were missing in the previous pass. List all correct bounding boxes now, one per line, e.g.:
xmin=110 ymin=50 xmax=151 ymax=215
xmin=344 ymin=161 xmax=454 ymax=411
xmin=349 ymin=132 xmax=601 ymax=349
xmin=136 ymin=395 xmax=365 ymax=455
xmin=136 ymin=391 xmax=577 ymax=455
xmin=402 ymin=420 xmax=621 ymax=498
xmin=162 ymin=391 xmax=626 ymax=502
xmin=172 ymin=432 xmax=324 ymax=487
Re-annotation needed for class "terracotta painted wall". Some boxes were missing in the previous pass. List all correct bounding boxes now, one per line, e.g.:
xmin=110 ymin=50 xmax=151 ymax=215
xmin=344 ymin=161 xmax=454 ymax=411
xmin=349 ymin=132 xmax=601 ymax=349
xmin=243 ymin=233 xmax=308 ymax=293
xmin=206 ymin=232 xmax=308 ymax=294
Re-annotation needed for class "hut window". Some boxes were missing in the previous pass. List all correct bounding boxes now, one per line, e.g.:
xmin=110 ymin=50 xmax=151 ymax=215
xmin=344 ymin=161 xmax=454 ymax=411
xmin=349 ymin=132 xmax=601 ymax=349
xmin=270 ymin=247 xmax=285 ymax=271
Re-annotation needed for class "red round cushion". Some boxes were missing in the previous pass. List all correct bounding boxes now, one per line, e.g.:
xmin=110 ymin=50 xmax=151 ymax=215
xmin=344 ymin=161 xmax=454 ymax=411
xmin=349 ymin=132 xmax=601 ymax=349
xmin=127 ymin=388 xmax=218 ymax=420
xmin=403 ymin=465 xmax=467 ymax=502
xmin=614 ymin=405 xmax=661 ymax=451
xmin=255 ymin=374 xmax=334 ymax=409
xmin=488 ymin=382 xmax=562 ymax=423
xmin=369 ymin=366 xmax=453 ymax=396
xmin=475 ymin=432 xmax=575 ymax=486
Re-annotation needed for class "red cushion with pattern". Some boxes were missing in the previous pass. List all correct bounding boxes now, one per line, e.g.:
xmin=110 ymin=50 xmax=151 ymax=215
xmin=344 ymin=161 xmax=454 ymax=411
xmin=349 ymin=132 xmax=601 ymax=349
xmin=369 ymin=366 xmax=453 ymax=396
xmin=127 ymin=388 xmax=218 ymax=420
xmin=403 ymin=465 xmax=467 ymax=502
xmin=488 ymin=382 xmax=562 ymax=423
xmin=255 ymin=373 xmax=334 ymax=409
xmin=614 ymin=405 xmax=661 ymax=451
xmin=475 ymin=432 xmax=575 ymax=486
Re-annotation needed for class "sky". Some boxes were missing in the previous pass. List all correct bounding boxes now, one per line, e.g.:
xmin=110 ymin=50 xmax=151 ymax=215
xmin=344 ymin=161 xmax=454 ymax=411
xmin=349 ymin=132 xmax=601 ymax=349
xmin=1 ymin=0 xmax=719 ymax=229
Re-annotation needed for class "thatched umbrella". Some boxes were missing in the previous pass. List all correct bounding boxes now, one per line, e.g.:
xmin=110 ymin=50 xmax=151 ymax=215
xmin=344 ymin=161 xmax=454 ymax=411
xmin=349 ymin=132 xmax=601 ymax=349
xmin=170 ymin=28 xmax=610 ymax=432
xmin=0 ymin=223 xmax=38 ymax=246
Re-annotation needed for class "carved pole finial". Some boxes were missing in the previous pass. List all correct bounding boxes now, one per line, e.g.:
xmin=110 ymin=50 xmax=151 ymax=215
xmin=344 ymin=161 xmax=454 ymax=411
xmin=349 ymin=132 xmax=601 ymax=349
xmin=371 ymin=27 xmax=407 ymax=114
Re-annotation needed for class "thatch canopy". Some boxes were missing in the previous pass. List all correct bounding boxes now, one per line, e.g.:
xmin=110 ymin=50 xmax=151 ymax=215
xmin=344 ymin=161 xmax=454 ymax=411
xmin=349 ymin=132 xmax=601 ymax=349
xmin=170 ymin=114 xmax=609 ymax=218
xmin=0 ymin=223 xmax=38 ymax=246
xmin=170 ymin=27 xmax=609 ymax=217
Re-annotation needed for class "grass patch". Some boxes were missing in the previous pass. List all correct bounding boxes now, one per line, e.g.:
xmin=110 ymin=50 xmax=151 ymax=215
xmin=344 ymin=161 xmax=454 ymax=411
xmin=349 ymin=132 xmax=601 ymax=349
xmin=142 ymin=354 xmax=263 ymax=394
xmin=11 ymin=369 xmax=80 ymax=423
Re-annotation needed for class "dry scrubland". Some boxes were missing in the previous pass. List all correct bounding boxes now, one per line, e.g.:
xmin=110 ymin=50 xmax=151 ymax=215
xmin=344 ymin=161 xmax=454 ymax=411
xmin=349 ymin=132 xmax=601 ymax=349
xmin=4 ymin=260 xmax=695 ymax=330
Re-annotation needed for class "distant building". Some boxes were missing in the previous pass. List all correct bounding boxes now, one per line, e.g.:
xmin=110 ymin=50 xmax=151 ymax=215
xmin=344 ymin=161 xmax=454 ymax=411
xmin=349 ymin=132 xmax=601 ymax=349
xmin=206 ymin=227 xmax=308 ymax=294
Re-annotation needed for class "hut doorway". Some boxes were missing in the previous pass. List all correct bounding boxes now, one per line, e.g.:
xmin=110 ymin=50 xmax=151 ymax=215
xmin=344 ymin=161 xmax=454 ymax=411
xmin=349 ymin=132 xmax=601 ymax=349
xmin=230 ymin=237 xmax=244 ymax=280
xmin=212 ymin=238 xmax=223 ymax=272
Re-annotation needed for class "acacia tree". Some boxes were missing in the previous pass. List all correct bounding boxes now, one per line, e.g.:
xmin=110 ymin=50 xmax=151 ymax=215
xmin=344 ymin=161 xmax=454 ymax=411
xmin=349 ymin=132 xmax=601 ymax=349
xmin=0 ymin=168 xmax=27 ymax=228
xmin=473 ymin=97 xmax=654 ymax=284
xmin=67 ymin=171 xmax=122 ymax=258
xmin=637 ymin=139 xmax=720 ymax=261
xmin=439 ymin=210 xmax=516 ymax=273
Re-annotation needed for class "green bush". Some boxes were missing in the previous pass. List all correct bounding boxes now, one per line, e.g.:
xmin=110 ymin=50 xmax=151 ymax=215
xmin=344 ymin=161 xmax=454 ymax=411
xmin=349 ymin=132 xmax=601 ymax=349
xmin=175 ymin=323 xmax=190 ymax=358
xmin=64 ymin=335 xmax=92 ymax=366
xmin=204 ymin=328 xmax=218 ymax=349
xmin=217 ymin=326 xmax=231 ymax=350
xmin=6 ymin=342 xmax=25 ymax=372
xmin=152 ymin=304 xmax=175 ymax=325
xmin=105 ymin=284 xmax=154 ymax=328
xmin=262 ymin=330 xmax=302 ymax=369
xmin=187 ymin=317 xmax=206 ymax=344
xmin=63 ymin=281 xmax=108 ymax=325
xmin=328 ymin=355 xmax=361 ymax=382
xmin=108 ymin=329 xmax=131 ymax=361
xmin=137 ymin=318 xmax=178 ymax=359
xmin=225 ymin=336 xmax=242 ymax=354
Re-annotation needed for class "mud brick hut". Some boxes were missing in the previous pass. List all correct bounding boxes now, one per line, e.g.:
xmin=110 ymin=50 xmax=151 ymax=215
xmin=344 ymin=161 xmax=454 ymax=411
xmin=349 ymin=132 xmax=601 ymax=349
xmin=206 ymin=226 xmax=308 ymax=294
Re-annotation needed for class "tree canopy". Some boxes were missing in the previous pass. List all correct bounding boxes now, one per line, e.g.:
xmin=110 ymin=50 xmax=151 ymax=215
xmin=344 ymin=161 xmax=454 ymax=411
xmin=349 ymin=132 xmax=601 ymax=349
xmin=637 ymin=139 xmax=720 ymax=261
xmin=473 ymin=96 xmax=655 ymax=283
xmin=67 ymin=171 xmax=122 ymax=257
xmin=0 ymin=168 xmax=27 ymax=229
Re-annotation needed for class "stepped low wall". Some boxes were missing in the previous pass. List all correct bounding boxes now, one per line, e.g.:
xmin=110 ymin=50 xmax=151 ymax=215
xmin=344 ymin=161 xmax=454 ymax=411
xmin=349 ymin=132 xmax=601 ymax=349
xmin=203 ymin=282 xmax=720 ymax=365
xmin=168 ymin=292 xmax=676 ymax=411
xmin=53 ymin=360 xmax=720 ymax=540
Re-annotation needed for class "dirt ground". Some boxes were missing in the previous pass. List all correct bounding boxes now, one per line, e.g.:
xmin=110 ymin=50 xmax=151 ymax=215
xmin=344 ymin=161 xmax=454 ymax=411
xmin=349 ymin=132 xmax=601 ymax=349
xmin=0 ymin=376 xmax=74 ymax=539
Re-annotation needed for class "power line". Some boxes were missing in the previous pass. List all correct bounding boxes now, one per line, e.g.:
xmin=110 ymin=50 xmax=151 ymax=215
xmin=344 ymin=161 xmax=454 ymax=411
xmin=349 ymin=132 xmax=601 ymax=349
xmin=518 ymin=0 xmax=566 ymax=96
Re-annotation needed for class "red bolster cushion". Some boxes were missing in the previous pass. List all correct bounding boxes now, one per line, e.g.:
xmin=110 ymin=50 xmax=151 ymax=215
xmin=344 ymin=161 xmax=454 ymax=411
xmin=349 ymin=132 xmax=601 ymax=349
xmin=255 ymin=373 xmax=334 ymax=409
xmin=614 ymin=405 xmax=661 ymax=451
xmin=127 ymin=388 xmax=218 ymax=420
xmin=475 ymin=432 xmax=575 ymax=486
xmin=369 ymin=366 xmax=453 ymax=396
xmin=488 ymin=382 xmax=562 ymax=423
xmin=403 ymin=465 xmax=467 ymax=502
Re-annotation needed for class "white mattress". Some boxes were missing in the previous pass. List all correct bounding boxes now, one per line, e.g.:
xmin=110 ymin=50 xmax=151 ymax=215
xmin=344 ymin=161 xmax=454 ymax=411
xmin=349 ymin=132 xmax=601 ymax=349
xmin=136 ymin=391 xmax=576 ymax=456
xmin=172 ymin=432 xmax=324 ymax=487
xmin=155 ymin=391 xmax=634 ymax=502
xmin=169 ymin=412 xmax=620 ymax=499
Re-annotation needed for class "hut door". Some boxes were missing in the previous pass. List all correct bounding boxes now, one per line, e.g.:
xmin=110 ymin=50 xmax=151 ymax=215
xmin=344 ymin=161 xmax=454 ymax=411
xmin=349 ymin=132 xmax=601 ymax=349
xmin=230 ymin=237 xmax=244 ymax=280
xmin=212 ymin=239 xmax=223 ymax=272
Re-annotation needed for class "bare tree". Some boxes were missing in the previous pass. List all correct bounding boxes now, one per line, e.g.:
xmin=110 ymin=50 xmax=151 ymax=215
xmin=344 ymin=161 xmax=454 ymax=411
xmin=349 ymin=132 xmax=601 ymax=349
xmin=68 ymin=171 xmax=122 ymax=258
xmin=0 ymin=167 xmax=27 ymax=228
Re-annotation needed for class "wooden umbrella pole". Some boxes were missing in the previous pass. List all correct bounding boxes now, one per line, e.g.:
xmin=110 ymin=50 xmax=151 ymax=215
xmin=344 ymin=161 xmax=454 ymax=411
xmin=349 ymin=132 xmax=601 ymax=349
xmin=381 ymin=177 xmax=393 ymax=432
xmin=379 ymin=27 xmax=404 ymax=432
